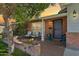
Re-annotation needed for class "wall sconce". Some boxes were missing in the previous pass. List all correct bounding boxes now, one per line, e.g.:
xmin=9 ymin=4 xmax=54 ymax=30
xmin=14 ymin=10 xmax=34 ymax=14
xmin=73 ymin=10 xmax=77 ymax=17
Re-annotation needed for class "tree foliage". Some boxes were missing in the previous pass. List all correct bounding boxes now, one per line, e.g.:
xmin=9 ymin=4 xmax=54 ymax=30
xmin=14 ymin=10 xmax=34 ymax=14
xmin=0 ymin=3 xmax=50 ymax=35
xmin=13 ymin=3 xmax=49 ymax=22
xmin=0 ymin=3 xmax=50 ymax=55
xmin=0 ymin=4 xmax=16 ymax=19
xmin=13 ymin=3 xmax=50 ymax=35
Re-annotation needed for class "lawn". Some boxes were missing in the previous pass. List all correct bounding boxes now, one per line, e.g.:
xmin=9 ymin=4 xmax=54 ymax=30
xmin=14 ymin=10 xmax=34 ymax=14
xmin=12 ymin=48 xmax=30 ymax=56
xmin=0 ymin=35 xmax=8 ymax=56
xmin=0 ymin=35 xmax=30 ymax=56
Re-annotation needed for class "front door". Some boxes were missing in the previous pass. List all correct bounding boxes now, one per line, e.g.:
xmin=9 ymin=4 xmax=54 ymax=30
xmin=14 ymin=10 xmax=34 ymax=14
xmin=53 ymin=19 xmax=62 ymax=39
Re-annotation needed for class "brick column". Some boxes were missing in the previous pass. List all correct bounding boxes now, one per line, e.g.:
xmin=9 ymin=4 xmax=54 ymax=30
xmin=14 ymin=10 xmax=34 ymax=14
xmin=66 ymin=32 xmax=79 ymax=49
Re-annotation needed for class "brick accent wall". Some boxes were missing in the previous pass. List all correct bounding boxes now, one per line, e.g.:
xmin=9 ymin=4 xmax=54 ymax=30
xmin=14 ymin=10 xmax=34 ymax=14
xmin=62 ymin=17 xmax=67 ymax=34
xmin=27 ymin=22 xmax=32 ymax=31
xmin=45 ymin=20 xmax=53 ymax=34
xmin=66 ymin=32 xmax=79 ymax=49
xmin=45 ymin=16 xmax=67 ymax=35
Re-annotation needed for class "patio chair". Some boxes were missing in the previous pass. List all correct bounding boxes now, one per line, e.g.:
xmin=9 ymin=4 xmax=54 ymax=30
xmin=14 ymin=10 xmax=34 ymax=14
xmin=25 ymin=31 xmax=32 ymax=37
xmin=32 ymin=32 xmax=41 ymax=41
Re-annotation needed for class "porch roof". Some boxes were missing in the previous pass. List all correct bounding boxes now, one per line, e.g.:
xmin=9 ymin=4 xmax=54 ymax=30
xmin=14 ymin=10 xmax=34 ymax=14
xmin=30 ymin=13 xmax=67 ymax=22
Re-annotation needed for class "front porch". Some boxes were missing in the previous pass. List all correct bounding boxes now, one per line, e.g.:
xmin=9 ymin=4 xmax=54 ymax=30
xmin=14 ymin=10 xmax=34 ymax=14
xmin=40 ymin=39 xmax=65 ymax=56
xmin=3 ymin=35 xmax=65 ymax=56
xmin=27 ymin=13 xmax=67 ymax=42
xmin=14 ymin=36 xmax=66 ymax=56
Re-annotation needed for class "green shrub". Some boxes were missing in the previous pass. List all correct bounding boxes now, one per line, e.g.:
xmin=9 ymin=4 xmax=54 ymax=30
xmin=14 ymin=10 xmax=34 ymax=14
xmin=0 ymin=37 xmax=30 ymax=56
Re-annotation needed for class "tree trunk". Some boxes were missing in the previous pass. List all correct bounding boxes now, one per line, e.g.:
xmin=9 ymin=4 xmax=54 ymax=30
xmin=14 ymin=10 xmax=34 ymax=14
xmin=3 ymin=16 xmax=14 ymax=55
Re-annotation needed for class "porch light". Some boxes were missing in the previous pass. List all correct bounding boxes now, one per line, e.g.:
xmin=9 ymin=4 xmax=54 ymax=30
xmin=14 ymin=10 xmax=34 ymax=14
xmin=73 ymin=10 xmax=77 ymax=17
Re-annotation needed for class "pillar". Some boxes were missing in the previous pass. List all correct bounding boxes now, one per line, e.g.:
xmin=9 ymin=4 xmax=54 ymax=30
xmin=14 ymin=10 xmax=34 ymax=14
xmin=41 ymin=18 xmax=45 ymax=42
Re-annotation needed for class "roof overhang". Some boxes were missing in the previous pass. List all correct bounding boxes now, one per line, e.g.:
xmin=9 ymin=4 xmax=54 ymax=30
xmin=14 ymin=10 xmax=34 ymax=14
xmin=42 ymin=13 xmax=67 ymax=20
xmin=59 ymin=3 xmax=71 ymax=10
xmin=31 ymin=13 xmax=67 ymax=22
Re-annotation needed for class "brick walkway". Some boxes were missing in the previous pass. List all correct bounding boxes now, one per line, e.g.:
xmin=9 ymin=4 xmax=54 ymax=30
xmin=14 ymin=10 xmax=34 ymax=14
xmin=40 ymin=40 xmax=65 ymax=56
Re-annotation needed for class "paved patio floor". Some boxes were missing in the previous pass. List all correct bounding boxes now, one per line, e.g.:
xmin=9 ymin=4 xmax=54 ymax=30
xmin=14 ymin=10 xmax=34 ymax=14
xmin=40 ymin=40 xmax=65 ymax=56
xmin=3 ymin=38 xmax=65 ymax=56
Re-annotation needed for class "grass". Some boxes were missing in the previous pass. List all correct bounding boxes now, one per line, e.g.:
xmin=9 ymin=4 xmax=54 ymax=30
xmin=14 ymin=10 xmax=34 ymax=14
xmin=0 ymin=35 xmax=8 ymax=56
xmin=12 ymin=48 xmax=31 ymax=56
xmin=0 ymin=35 xmax=30 ymax=56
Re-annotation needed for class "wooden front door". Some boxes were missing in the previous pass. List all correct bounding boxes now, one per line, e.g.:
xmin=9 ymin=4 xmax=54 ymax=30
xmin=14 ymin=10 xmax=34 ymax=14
xmin=53 ymin=19 xmax=62 ymax=39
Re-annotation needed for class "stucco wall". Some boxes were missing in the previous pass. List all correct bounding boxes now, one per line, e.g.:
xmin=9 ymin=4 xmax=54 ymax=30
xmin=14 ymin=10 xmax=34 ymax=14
xmin=66 ymin=4 xmax=79 ymax=49
xmin=32 ymin=22 xmax=42 ymax=32
xmin=67 ymin=4 xmax=79 ymax=32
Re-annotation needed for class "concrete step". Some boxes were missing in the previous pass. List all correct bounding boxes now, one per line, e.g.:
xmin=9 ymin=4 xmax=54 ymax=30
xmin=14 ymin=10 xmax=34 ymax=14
xmin=64 ymin=48 xmax=79 ymax=56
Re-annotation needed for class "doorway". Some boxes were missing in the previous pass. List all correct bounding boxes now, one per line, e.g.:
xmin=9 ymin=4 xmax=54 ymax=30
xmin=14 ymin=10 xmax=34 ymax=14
xmin=53 ymin=19 xmax=63 ymax=39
